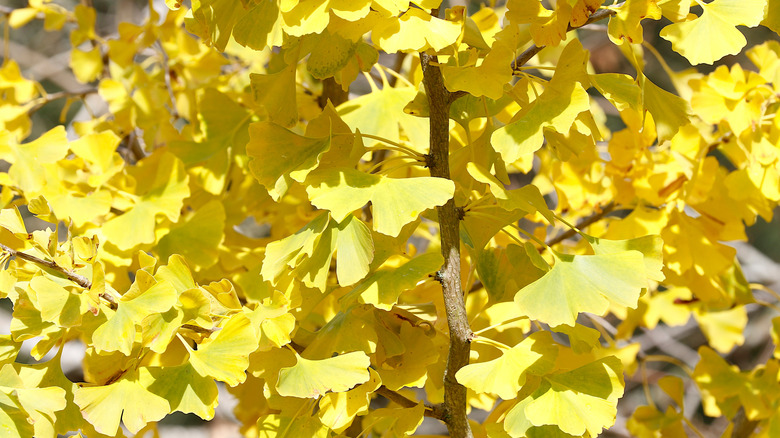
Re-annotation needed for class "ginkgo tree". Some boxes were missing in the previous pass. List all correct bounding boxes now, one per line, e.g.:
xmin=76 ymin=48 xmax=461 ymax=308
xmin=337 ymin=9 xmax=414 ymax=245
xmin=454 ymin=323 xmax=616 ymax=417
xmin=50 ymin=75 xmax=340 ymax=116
xmin=0 ymin=0 xmax=779 ymax=436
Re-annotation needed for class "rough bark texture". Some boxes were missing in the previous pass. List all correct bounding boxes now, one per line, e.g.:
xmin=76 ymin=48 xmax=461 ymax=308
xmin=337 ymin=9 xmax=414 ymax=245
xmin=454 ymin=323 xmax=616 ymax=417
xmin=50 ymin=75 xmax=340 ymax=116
xmin=421 ymin=51 xmax=474 ymax=438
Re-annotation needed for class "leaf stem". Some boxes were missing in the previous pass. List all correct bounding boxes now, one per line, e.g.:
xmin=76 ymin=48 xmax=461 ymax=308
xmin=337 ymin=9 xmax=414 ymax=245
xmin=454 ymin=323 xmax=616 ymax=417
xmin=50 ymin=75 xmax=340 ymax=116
xmin=366 ymin=155 xmax=418 ymax=174
xmin=377 ymin=160 xmax=424 ymax=176
xmin=472 ymin=316 xmax=528 ymax=336
xmin=471 ymin=336 xmax=511 ymax=350
xmin=339 ymin=132 xmax=424 ymax=159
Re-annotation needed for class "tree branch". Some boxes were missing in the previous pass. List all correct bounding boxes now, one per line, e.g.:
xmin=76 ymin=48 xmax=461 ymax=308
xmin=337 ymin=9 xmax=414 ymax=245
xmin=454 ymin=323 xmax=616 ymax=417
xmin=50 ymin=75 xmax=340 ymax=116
xmin=0 ymin=243 xmax=92 ymax=289
xmin=421 ymin=47 xmax=474 ymax=437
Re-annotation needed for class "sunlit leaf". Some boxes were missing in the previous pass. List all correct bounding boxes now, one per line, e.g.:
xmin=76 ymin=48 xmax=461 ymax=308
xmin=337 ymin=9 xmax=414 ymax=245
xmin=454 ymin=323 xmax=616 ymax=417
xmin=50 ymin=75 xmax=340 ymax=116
xmin=514 ymin=249 xmax=646 ymax=327
xmin=659 ymin=0 xmax=767 ymax=65
xmin=342 ymin=252 xmax=443 ymax=310
xmin=276 ymin=351 xmax=371 ymax=398
xmin=101 ymin=151 xmax=190 ymax=251
xmin=306 ymin=168 xmax=454 ymax=237
xmin=187 ymin=313 xmax=258 ymax=387
xmin=74 ymin=367 xmax=170 ymax=435
xmin=92 ymin=272 xmax=178 ymax=355
xmin=456 ymin=331 xmax=558 ymax=399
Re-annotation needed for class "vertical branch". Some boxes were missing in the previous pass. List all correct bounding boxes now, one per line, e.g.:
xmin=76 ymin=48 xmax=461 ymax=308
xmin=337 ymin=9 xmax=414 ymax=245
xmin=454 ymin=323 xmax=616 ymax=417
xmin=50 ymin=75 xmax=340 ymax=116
xmin=421 ymin=51 xmax=474 ymax=438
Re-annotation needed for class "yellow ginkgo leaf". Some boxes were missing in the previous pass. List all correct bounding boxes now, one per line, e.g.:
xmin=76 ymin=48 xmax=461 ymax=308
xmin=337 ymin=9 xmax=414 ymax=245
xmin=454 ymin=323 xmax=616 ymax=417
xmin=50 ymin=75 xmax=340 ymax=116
xmin=246 ymin=121 xmax=330 ymax=200
xmin=249 ymin=61 xmax=298 ymax=128
xmin=318 ymin=368 xmax=381 ymax=432
xmin=306 ymin=168 xmax=454 ymax=237
xmin=307 ymin=30 xmax=357 ymax=79
xmin=70 ymin=46 xmax=103 ymax=83
xmin=514 ymin=249 xmax=647 ymax=327
xmin=276 ymin=351 xmax=371 ymax=398
xmin=491 ymin=80 xmax=590 ymax=164
xmin=607 ymin=0 xmax=662 ymax=45
xmin=187 ymin=313 xmax=258 ymax=387
xmin=372 ymin=9 xmax=461 ymax=53
xmin=232 ymin=0 xmax=283 ymax=50
xmin=335 ymin=214 xmax=374 ymax=286
xmin=337 ymin=82 xmax=428 ymax=152
xmin=92 ymin=272 xmax=178 ymax=355
xmin=0 ymin=362 xmax=68 ymax=438
xmin=467 ymin=162 xmax=555 ymax=224
xmin=440 ymin=24 xmax=518 ymax=100
xmin=507 ymin=357 xmax=624 ymax=437
xmin=456 ymin=331 xmax=558 ymax=399
xmin=642 ymin=77 xmax=691 ymax=141
xmin=585 ymin=234 xmax=665 ymax=282
xmin=341 ymin=252 xmax=443 ymax=310
xmin=659 ymin=0 xmax=767 ymax=65
xmin=0 ymin=126 xmax=68 ymax=195
xmin=74 ymin=367 xmax=170 ymax=435
xmin=246 ymin=291 xmax=295 ymax=351
xmin=157 ymin=199 xmax=226 ymax=269
xmin=261 ymin=212 xmax=330 ymax=285
xmin=29 ymin=275 xmax=85 ymax=328
xmin=147 ymin=362 xmax=219 ymax=420
xmin=101 ymin=151 xmax=190 ymax=251
xmin=281 ymin=0 xmax=330 ymax=36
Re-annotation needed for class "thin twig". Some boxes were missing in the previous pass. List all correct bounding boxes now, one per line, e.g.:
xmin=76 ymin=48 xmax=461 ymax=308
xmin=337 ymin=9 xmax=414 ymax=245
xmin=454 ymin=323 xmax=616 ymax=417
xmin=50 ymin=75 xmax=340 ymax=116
xmin=450 ymin=7 xmax=618 ymax=104
xmin=376 ymin=386 xmax=446 ymax=420
xmin=545 ymin=201 xmax=617 ymax=247
xmin=511 ymin=8 xmax=618 ymax=73
xmin=28 ymin=89 xmax=99 ymax=115
xmin=0 ymin=243 xmax=92 ymax=289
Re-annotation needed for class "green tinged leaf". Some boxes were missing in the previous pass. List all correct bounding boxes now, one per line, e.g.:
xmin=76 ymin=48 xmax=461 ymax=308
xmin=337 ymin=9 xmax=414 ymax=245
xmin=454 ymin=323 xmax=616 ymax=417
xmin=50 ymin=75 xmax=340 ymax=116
xmin=232 ymin=0 xmax=282 ymax=50
xmin=250 ymin=61 xmax=298 ymax=127
xmin=342 ymin=252 xmax=443 ymax=310
xmin=456 ymin=331 xmax=558 ymax=399
xmin=514 ymin=249 xmax=646 ymax=327
xmin=92 ymin=273 xmax=178 ymax=355
xmin=157 ymin=199 xmax=226 ymax=269
xmin=505 ymin=357 xmax=624 ymax=437
xmin=306 ymin=168 xmax=454 ymax=237
xmin=148 ymin=363 xmax=219 ymax=420
xmin=467 ymin=162 xmax=555 ymax=224
xmin=307 ymin=30 xmax=357 ymax=79
xmin=101 ymin=151 xmax=190 ymax=251
xmin=491 ymin=81 xmax=590 ymax=164
xmin=261 ymin=212 xmax=330 ymax=285
xmin=187 ymin=313 xmax=258 ymax=387
xmin=642 ymin=78 xmax=691 ymax=141
xmin=585 ymin=234 xmax=665 ymax=282
xmin=335 ymin=214 xmax=374 ymax=286
xmin=337 ymin=84 xmax=428 ymax=150
xmin=247 ymin=121 xmax=330 ymax=200
xmin=590 ymin=73 xmax=642 ymax=113
xmin=276 ymin=351 xmax=371 ymax=398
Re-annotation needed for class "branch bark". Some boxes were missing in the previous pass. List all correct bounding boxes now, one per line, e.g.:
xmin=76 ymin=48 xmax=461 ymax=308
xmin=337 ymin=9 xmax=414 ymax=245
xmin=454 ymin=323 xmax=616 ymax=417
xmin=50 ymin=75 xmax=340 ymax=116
xmin=421 ymin=50 xmax=474 ymax=437
xmin=0 ymin=243 xmax=92 ymax=289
